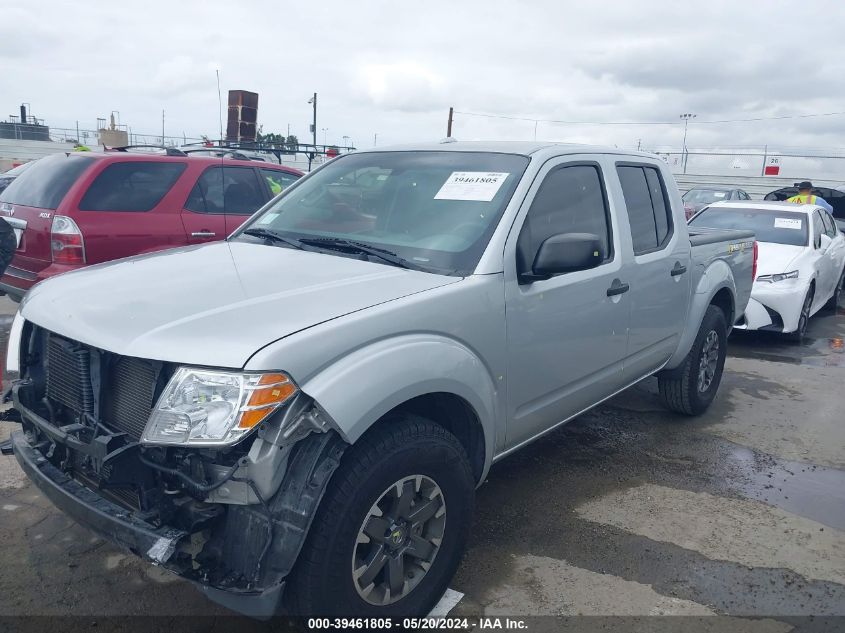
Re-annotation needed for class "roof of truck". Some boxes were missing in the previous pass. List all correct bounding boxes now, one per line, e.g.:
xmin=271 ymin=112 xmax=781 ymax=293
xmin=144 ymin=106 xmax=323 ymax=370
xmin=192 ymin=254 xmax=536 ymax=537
xmin=358 ymin=140 xmax=658 ymax=159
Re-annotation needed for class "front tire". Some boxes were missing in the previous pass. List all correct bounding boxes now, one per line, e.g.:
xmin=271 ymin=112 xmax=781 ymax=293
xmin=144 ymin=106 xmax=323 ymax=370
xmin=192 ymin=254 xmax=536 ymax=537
xmin=825 ymin=268 xmax=844 ymax=312
xmin=789 ymin=287 xmax=814 ymax=343
xmin=287 ymin=414 xmax=475 ymax=618
xmin=658 ymin=305 xmax=728 ymax=416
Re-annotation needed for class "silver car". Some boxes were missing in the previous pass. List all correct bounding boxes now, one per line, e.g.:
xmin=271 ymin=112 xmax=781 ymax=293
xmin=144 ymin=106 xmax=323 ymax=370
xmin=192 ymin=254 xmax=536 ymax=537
xmin=5 ymin=142 xmax=754 ymax=617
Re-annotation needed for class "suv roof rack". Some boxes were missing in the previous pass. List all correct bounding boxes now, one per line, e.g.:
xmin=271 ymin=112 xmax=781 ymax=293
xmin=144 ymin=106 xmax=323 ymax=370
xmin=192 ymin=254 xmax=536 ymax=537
xmin=108 ymin=145 xmax=188 ymax=157
xmin=182 ymin=148 xmax=256 ymax=161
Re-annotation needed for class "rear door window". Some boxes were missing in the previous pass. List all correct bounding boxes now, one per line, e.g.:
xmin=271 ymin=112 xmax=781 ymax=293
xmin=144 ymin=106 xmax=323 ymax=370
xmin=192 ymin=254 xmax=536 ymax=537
xmin=617 ymin=165 xmax=674 ymax=255
xmin=79 ymin=161 xmax=186 ymax=212
xmin=0 ymin=153 xmax=93 ymax=210
xmin=260 ymin=169 xmax=299 ymax=197
xmin=186 ymin=166 xmax=265 ymax=215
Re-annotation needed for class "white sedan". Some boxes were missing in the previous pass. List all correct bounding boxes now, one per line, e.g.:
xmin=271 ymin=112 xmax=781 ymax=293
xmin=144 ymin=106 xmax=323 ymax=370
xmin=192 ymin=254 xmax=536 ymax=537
xmin=689 ymin=201 xmax=845 ymax=341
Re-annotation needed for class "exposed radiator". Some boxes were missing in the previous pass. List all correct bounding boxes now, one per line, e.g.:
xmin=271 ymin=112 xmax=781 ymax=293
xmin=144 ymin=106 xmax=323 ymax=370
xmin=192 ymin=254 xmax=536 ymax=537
xmin=103 ymin=356 xmax=158 ymax=440
xmin=46 ymin=335 xmax=95 ymax=418
xmin=44 ymin=331 xmax=159 ymax=441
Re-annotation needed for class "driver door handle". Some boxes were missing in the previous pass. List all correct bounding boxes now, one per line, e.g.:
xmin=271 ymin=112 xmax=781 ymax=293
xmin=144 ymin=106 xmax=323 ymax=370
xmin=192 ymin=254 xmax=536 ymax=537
xmin=671 ymin=263 xmax=687 ymax=276
xmin=606 ymin=279 xmax=630 ymax=296
xmin=191 ymin=231 xmax=216 ymax=238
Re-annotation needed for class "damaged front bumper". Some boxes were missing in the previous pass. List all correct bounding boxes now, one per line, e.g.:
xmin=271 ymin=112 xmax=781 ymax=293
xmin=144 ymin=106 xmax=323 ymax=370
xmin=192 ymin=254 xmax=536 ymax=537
xmin=11 ymin=429 xmax=186 ymax=562
xmin=8 ymin=382 xmax=347 ymax=618
xmin=10 ymin=429 xmax=286 ymax=616
xmin=734 ymin=280 xmax=807 ymax=333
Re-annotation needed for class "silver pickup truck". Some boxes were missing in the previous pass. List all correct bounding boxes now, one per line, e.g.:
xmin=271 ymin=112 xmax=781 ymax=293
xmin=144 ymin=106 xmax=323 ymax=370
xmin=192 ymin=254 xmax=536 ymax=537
xmin=3 ymin=142 xmax=755 ymax=618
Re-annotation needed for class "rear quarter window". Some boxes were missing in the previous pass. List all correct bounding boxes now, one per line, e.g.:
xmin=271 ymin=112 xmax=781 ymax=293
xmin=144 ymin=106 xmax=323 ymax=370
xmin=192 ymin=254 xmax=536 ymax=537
xmin=79 ymin=161 xmax=187 ymax=212
xmin=0 ymin=153 xmax=94 ymax=210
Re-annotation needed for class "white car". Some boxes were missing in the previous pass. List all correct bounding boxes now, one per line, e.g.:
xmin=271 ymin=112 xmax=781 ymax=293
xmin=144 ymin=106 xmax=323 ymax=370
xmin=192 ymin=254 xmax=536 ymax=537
xmin=690 ymin=201 xmax=845 ymax=340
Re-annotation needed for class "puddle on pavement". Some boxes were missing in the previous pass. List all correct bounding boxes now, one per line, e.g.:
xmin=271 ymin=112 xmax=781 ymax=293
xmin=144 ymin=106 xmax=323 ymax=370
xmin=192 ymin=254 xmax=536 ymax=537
xmin=727 ymin=445 xmax=845 ymax=531
xmin=730 ymin=334 xmax=845 ymax=368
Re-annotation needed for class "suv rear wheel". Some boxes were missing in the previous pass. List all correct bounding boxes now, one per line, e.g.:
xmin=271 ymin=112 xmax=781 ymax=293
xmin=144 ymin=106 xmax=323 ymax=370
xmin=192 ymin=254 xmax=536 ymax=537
xmin=287 ymin=414 xmax=474 ymax=617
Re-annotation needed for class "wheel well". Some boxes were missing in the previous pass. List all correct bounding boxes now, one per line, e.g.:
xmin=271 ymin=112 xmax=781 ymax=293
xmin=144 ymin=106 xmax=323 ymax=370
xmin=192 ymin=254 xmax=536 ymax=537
xmin=710 ymin=288 xmax=735 ymax=325
xmin=377 ymin=393 xmax=486 ymax=484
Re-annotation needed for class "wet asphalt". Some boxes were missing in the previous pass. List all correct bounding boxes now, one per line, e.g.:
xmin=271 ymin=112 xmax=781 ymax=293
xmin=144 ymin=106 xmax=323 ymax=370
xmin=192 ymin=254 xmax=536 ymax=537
xmin=0 ymin=296 xmax=843 ymax=628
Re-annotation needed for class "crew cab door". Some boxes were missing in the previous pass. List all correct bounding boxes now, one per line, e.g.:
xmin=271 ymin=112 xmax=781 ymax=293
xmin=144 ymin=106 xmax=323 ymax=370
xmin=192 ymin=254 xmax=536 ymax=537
xmin=504 ymin=159 xmax=630 ymax=450
xmin=613 ymin=163 xmax=691 ymax=381
xmin=182 ymin=166 xmax=266 ymax=242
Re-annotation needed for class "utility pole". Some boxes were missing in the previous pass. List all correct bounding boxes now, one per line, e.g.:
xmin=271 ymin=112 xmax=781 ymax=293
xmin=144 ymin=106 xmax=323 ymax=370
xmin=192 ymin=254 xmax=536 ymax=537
xmin=447 ymin=107 xmax=453 ymax=137
xmin=307 ymin=93 xmax=317 ymax=170
xmin=679 ymin=113 xmax=696 ymax=174
xmin=162 ymin=109 xmax=165 ymax=146
xmin=637 ymin=138 xmax=642 ymax=151
xmin=374 ymin=133 xmax=378 ymax=147
xmin=216 ymin=69 xmax=223 ymax=142
xmin=308 ymin=93 xmax=317 ymax=146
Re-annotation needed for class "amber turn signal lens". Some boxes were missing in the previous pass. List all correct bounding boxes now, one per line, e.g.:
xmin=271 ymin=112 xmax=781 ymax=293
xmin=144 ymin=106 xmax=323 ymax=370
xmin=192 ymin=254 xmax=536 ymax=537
xmin=237 ymin=373 xmax=297 ymax=429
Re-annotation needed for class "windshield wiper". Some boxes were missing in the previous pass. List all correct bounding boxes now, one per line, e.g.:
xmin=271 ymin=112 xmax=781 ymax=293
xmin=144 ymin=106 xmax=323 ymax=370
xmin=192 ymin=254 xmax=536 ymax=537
xmin=242 ymin=228 xmax=304 ymax=250
xmin=298 ymin=237 xmax=418 ymax=270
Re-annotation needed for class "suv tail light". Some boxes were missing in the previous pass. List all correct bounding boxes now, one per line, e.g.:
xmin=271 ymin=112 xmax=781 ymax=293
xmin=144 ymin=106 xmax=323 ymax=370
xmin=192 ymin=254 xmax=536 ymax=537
xmin=51 ymin=216 xmax=86 ymax=265
xmin=752 ymin=240 xmax=758 ymax=281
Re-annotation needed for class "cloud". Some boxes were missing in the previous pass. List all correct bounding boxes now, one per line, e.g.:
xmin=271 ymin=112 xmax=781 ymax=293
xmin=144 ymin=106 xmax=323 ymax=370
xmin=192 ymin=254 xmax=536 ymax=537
xmin=354 ymin=62 xmax=446 ymax=113
xmin=3 ymin=0 xmax=845 ymax=152
xmin=148 ymin=56 xmax=220 ymax=98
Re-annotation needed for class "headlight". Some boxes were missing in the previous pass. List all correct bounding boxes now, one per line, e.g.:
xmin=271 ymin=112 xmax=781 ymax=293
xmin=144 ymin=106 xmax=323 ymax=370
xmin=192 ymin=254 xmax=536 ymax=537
xmin=141 ymin=368 xmax=297 ymax=446
xmin=756 ymin=270 xmax=799 ymax=283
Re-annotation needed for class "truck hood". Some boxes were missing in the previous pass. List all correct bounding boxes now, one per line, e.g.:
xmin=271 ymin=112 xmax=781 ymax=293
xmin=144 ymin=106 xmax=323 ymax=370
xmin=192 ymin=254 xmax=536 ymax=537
xmin=755 ymin=242 xmax=805 ymax=277
xmin=21 ymin=241 xmax=458 ymax=368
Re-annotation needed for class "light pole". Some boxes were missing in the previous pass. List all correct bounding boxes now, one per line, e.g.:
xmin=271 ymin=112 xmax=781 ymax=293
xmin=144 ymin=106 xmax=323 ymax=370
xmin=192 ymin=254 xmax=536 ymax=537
xmin=322 ymin=128 xmax=328 ymax=146
xmin=342 ymin=135 xmax=350 ymax=148
xmin=679 ymin=113 xmax=696 ymax=174
xmin=307 ymin=93 xmax=317 ymax=169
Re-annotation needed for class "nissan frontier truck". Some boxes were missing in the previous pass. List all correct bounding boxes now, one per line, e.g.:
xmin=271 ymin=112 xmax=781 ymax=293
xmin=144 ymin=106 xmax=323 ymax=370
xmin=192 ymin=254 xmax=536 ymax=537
xmin=3 ymin=141 xmax=755 ymax=618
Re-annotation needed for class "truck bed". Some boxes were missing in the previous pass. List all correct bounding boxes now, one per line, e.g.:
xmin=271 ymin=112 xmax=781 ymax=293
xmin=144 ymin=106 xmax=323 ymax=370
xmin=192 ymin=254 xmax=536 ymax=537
xmin=688 ymin=226 xmax=755 ymax=246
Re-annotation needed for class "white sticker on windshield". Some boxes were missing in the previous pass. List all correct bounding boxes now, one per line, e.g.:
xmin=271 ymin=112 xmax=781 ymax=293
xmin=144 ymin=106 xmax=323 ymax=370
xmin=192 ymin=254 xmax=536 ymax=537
xmin=434 ymin=172 xmax=510 ymax=202
xmin=713 ymin=192 xmax=726 ymax=198
xmin=774 ymin=217 xmax=803 ymax=230
xmin=257 ymin=213 xmax=279 ymax=225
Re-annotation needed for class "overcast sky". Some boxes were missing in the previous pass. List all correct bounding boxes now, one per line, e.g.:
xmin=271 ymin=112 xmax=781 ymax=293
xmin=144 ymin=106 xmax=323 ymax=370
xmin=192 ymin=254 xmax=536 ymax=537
xmin=3 ymin=0 xmax=844 ymax=152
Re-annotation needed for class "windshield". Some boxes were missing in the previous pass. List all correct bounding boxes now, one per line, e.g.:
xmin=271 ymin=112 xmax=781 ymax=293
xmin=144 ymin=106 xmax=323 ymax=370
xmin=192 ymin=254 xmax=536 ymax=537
xmin=683 ymin=189 xmax=730 ymax=204
xmin=234 ymin=151 xmax=530 ymax=275
xmin=690 ymin=207 xmax=809 ymax=246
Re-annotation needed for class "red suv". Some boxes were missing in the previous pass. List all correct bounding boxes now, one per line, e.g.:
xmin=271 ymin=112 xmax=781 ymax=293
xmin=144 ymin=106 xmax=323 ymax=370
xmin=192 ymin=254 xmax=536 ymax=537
xmin=0 ymin=151 xmax=301 ymax=300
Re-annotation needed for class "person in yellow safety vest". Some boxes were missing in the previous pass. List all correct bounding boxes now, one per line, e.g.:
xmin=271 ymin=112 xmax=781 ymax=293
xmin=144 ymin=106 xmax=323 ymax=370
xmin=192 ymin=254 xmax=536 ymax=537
xmin=265 ymin=174 xmax=283 ymax=196
xmin=787 ymin=181 xmax=833 ymax=212
xmin=73 ymin=143 xmax=91 ymax=152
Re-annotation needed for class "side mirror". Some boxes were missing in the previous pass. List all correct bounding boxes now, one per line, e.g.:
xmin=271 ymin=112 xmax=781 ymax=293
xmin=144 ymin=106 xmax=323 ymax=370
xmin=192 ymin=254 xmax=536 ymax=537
xmin=521 ymin=233 xmax=604 ymax=283
xmin=820 ymin=233 xmax=832 ymax=250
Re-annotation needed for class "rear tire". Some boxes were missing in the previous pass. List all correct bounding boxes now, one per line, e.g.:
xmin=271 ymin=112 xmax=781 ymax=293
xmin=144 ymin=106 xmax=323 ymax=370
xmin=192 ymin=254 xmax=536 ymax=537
xmin=287 ymin=414 xmax=475 ymax=618
xmin=658 ymin=305 xmax=728 ymax=416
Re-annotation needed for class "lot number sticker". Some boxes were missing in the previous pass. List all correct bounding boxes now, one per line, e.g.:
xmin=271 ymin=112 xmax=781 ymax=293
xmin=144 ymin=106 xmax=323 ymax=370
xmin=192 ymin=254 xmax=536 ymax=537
xmin=435 ymin=172 xmax=510 ymax=202
xmin=774 ymin=217 xmax=803 ymax=230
